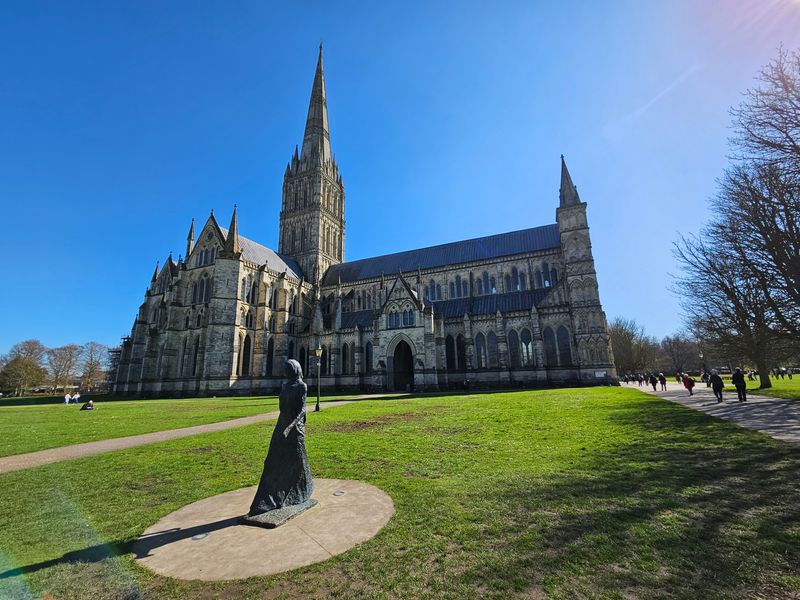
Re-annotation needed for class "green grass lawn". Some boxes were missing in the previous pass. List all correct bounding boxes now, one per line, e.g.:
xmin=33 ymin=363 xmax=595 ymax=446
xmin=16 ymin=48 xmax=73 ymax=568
xmin=738 ymin=376 xmax=800 ymax=400
xmin=0 ymin=396 xmax=281 ymax=457
xmin=1 ymin=387 xmax=799 ymax=599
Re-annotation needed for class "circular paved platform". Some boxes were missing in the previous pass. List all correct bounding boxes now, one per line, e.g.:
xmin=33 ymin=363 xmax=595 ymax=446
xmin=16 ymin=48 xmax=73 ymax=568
xmin=133 ymin=479 xmax=394 ymax=581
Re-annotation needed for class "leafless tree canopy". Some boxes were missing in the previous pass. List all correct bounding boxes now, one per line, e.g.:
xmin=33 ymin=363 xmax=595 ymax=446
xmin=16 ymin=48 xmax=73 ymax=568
xmin=730 ymin=47 xmax=800 ymax=180
xmin=670 ymin=48 xmax=800 ymax=387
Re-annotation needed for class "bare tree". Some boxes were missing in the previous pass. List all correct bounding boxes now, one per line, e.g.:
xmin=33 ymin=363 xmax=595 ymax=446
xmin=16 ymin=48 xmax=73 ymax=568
xmin=730 ymin=46 xmax=800 ymax=180
xmin=673 ymin=233 xmax=787 ymax=388
xmin=9 ymin=339 xmax=47 ymax=366
xmin=608 ymin=318 xmax=659 ymax=375
xmin=659 ymin=335 xmax=700 ymax=374
xmin=47 ymin=344 xmax=83 ymax=393
xmin=80 ymin=341 xmax=109 ymax=391
xmin=714 ymin=164 xmax=800 ymax=343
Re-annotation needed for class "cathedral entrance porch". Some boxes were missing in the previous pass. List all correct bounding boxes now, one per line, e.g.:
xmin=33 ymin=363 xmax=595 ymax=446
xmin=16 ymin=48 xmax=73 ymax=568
xmin=390 ymin=340 xmax=414 ymax=392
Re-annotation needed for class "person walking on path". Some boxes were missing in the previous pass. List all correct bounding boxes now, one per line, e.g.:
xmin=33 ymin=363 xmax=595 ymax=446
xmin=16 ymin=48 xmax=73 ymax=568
xmin=709 ymin=370 xmax=725 ymax=403
xmin=682 ymin=373 xmax=696 ymax=396
xmin=732 ymin=368 xmax=748 ymax=402
xmin=64 ymin=393 xmax=71 ymax=405
xmin=73 ymin=391 xmax=81 ymax=405
xmin=658 ymin=373 xmax=667 ymax=391
xmin=649 ymin=373 xmax=658 ymax=391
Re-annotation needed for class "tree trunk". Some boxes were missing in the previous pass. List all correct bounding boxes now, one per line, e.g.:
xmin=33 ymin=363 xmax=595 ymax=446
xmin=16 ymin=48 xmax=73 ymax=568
xmin=756 ymin=359 xmax=772 ymax=389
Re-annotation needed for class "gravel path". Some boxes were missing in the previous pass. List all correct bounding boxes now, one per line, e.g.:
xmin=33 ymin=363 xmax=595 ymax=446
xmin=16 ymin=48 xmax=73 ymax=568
xmin=0 ymin=394 xmax=403 ymax=475
xmin=636 ymin=380 xmax=800 ymax=443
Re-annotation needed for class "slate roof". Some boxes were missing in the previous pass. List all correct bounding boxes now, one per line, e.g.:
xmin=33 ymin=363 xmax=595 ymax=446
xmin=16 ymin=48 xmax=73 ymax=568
xmin=219 ymin=227 xmax=303 ymax=279
xmin=322 ymin=309 xmax=375 ymax=331
xmin=321 ymin=224 xmax=560 ymax=286
xmin=431 ymin=289 xmax=550 ymax=319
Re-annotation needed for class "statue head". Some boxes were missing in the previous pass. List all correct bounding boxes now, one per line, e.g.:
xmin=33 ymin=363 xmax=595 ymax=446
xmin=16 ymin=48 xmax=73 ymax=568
xmin=284 ymin=359 xmax=303 ymax=382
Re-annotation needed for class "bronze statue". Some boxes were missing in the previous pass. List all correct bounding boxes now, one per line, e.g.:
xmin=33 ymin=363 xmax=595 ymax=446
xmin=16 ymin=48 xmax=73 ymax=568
xmin=242 ymin=359 xmax=316 ymax=528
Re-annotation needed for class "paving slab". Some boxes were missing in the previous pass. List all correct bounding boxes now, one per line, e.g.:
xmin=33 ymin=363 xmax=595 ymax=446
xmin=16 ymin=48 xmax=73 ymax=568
xmin=134 ymin=478 xmax=394 ymax=581
xmin=635 ymin=380 xmax=800 ymax=443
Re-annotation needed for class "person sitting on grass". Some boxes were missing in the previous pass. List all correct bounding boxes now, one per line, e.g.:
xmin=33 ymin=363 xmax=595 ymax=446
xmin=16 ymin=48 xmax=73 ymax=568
xmin=79 ymin=399 xmax=94 ymax=411
xmin=709 ymin=370 xmax=725 ymax=403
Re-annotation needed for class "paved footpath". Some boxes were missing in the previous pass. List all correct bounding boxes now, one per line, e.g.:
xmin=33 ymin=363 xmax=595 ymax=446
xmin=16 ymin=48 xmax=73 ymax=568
xmin=0 ymin=394 xmax=404 ymax=475
xmin=635 ymin=380 xmax=800 ymax=443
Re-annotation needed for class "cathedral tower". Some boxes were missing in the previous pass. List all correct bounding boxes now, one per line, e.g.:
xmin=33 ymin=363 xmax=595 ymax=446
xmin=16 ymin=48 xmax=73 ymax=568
xmin=279 ymin=45 xmax=345 ymax=281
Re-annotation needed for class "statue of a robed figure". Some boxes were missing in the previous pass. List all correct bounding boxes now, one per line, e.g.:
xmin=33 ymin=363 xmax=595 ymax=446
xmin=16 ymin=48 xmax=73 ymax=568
xmin=241 ymin=359 xmax=317 ymax=528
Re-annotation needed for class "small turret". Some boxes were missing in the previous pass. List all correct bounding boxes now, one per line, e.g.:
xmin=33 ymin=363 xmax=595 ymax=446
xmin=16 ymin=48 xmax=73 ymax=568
xmin=223 ymin=205 xmax=241 ymax=257
xmin=559 ymin=155 xmax=582 ymax=208
xmin=186 ymin=218 xmax=195 ymax=258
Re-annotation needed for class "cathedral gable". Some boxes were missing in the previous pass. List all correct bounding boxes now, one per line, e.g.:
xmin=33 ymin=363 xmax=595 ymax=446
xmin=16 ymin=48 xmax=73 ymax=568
xmin=382 ymin=276 xmax=420 ymax=312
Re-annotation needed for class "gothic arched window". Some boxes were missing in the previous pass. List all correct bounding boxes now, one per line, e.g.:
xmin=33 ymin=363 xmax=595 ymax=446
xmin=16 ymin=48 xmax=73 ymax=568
xmin=557 ymin=325 xmax=572 ymax=366
xmin=504 ymin=275 xmax=512 ymax=292
xmin=241 ymin=335 xmax=252 ymax=376
xmin=436 ymin=284 xmax=442 ymax=300
xmin=512 ymin=267 xmax=519 ymax=291
xmin=449 ymin=282 xmax=456 ymax=298
xmin=192 ymin=338 xmax=200 ymax=376
xmin=475 ymin=333 xmax=487 ymax=369
xmin=519 ymin=273 xmax=527 ymax=290
xmin=342 ymin=343 xmax=349 ymax=375
xmin=490 ymin=277 xmax=497 ymax=294
xmin=320 ymin=345 xmax=328 ymax=376
xmin=455 ymin=276 xmax=462 ymax=297
xmin=476 ymin=278 xmax=483 ymax=295
xmin=535 ymin=270 xmax=543 ymax=289
xmin=543 ymin=327 xmax=558 ymax=366
xmin=445 ymin=335 xmax=456 ymax=370
xmin=487 ymin=331 xmax=498 ymax=368
xmin=365 ymin=342 xmax=373 ymax=373
xmin=457 ymin=334 xmax=467 ymax=370
xmin=203 ymin=275 xmax=211 ymax=302
xmin=462 ymin=281 xmax=468 ymax=297
xmin=551 ymin=269 xmax=558 ymax=285
xmin=287 ymin=340 xmax=295 ymax=361
xmin=543 ymin=262 xmax=551 ymax=287
xmin=508 ymin=330 xmax=520 ymax=368
xmin=520 ymin=328 xmax=534 ymax=366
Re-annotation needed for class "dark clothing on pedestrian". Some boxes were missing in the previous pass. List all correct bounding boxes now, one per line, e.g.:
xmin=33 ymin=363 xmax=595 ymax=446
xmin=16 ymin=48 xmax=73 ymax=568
xmin=731 ymin=370 xmax=747 ymax=402
xmin=710 ymin=373 xmax=724 ymax=402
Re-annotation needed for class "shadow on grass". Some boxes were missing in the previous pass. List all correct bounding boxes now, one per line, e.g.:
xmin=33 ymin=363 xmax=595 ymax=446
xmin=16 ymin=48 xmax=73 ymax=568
xmin=0 ymin=516 xmax=242 ymax=581
xmin=461 ymin=400 xmax=800 ymax=598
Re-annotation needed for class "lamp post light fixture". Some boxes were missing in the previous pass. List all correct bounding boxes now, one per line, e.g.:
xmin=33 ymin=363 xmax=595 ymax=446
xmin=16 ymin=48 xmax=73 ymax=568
xmin=314 ymin=345 xmax=323 ymax=412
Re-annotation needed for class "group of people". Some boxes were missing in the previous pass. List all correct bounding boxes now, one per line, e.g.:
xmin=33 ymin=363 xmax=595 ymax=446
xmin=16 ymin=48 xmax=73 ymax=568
xmin=64 ymin=392 xmax=94 ymax=411
xmin=772 ymin=367 xmax=794 ymax=380
xmin=685 ymin=368 xmax=749 ymax=403
xmin=622 ymin=372 xmax=668 ymax=391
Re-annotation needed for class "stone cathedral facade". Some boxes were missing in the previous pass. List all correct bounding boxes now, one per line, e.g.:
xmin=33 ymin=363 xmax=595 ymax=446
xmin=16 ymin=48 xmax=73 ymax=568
xmin=112 ymin=47 xmax=617 ymax=396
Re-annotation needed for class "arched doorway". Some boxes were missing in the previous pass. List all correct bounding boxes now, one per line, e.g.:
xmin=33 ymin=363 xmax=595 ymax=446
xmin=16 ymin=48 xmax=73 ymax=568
xmin=393 ymin=341 xmax=414 ymax=391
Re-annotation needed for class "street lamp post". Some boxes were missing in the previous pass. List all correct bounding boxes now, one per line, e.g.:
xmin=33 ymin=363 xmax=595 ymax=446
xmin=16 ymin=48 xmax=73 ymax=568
xmin=314 ymin=345 xmax=322 ymax=412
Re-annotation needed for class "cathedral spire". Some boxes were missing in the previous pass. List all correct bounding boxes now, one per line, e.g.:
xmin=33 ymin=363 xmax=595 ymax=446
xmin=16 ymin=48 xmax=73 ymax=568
xmin=151 ymin=261 xmax=159 ymax=283
xmin=301 ymin=43 xmax=331 ymax=163
xmin=224 ymin=204 xmax=240 ymax=256
xmin=186 ymin=218 xmax=195 ymax=259
xmin=559 ymin=155 xmax=581 ymax=207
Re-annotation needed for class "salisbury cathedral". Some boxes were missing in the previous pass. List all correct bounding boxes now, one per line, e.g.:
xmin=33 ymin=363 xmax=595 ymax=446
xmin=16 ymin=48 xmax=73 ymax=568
xmin=112 ymin=47 xmax=616 ymax=396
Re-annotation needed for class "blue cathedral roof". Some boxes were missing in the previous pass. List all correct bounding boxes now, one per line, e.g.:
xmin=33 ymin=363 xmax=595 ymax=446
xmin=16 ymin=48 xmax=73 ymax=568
xmin=431 ymin=289 xmax=550 ymax=318
xmin=219 ymin=226 xmax=303 ymax=279
xmin=321 ymin=223 xmax=561 ymax=286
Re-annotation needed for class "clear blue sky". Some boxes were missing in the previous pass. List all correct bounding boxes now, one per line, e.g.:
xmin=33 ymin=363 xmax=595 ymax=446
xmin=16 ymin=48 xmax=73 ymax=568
xmin=1 ymin=0 xmax=799 ymax=354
